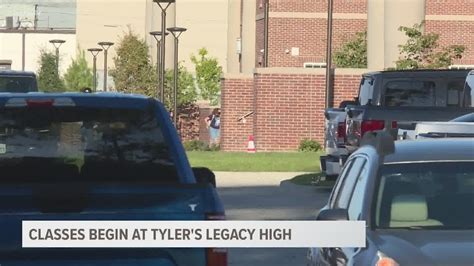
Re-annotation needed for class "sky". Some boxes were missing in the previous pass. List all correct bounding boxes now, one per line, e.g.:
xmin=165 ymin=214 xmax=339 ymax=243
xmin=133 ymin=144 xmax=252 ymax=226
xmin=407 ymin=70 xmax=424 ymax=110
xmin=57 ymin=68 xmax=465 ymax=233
xmin=0 ymin=0 xmax=76 ymax=29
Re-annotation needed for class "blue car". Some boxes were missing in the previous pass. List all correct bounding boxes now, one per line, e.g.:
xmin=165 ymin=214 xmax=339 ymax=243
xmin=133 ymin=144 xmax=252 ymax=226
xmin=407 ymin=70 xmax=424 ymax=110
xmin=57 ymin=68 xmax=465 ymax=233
xmin=0 ymin=93 xmax=226 ymax=266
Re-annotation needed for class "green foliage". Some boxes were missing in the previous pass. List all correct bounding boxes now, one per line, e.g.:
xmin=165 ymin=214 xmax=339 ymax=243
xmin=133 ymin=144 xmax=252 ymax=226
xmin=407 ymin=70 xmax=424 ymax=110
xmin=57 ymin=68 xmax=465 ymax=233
xmin=37 ymin=50 xmax=65 ymax=92
xmin=63 ymin=50 xmax=93 ymax=92
xmin=396 ymin=23 xmax=465 ymax=69
xmin=163 ymin=63 xmax=198 ymax=109
xmin=298 ymin=139 xmax=321 ymax=152
xmin=183 ymin=140 xmax=209 ymax=151
xmin=110 ymin=29 xmax=157 ymax=97
xmin=183 ymin=140 xmax=220 ymax=152
xmin=191 ymin=48 xmax=223 ymax=106
xmin=334 ymin=31 xmax=367 ymax=68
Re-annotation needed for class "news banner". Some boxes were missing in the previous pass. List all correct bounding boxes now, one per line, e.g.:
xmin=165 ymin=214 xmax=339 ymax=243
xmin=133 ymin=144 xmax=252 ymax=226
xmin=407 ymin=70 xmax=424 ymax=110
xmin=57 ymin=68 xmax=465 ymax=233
xmin=23 ymin=221 xmax=365 ymax=248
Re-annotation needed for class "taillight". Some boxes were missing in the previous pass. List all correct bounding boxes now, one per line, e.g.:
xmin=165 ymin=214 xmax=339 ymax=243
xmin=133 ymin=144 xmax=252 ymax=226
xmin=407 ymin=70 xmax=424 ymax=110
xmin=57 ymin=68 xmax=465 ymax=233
xmin=206 ymin=213 xmax=227 ymax=266
xmin=26 ymin=99 xmax=54 ymax=107
xmin=361 ymin=120 xmax=397 ymax=136
xmin=336 ymin=121 xmax=346 ymax=143
xmin=5 ymin=98 xmax=76 ymax=108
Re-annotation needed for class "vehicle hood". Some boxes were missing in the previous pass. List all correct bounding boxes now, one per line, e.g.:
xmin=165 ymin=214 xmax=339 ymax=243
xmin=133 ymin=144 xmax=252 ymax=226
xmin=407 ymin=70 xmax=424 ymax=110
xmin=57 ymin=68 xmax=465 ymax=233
xmin=370 ymin=230 xmax=474 ymax=266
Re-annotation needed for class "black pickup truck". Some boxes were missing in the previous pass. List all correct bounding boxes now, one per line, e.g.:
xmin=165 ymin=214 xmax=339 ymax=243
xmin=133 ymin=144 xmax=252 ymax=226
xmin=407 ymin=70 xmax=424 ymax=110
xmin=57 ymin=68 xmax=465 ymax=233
xmin=0 ymin=70 xmax=38 ymax=92
xmin=344 ymin=69 xmax=473 ymax=151
xmin=321 ymin=69 xmax=473 ymax=179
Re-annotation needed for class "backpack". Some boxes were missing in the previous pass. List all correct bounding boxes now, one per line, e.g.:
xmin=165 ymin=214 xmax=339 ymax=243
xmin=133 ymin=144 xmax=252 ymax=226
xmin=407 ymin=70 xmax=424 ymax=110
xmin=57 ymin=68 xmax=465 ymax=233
xmin=210 ymin=116 xmax=220 ymax=129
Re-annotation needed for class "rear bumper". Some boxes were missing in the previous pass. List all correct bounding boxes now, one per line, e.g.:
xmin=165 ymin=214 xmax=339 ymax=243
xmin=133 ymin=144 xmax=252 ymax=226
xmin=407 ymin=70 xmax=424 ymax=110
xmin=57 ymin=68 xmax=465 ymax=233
xmin=320 ymin=156 xmax=341 ymax=177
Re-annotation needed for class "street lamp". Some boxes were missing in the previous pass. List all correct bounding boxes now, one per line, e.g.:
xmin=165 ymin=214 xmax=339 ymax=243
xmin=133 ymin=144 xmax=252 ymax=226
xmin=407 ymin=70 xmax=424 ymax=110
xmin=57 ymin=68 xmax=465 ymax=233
xmin=149 ymin=31 xmax=169 ymax=100
xmin=167 ymin=26 xmax=187 ymax=127
xmin=87 ymin=48 xmax=103 ymax=91
xmin=98 ymin=41 xmax=114 ymax=92
xmin=49 ymin=39 xmax=66 ymax=74
xmin=153 ymin=0 xmax=176 ymax=105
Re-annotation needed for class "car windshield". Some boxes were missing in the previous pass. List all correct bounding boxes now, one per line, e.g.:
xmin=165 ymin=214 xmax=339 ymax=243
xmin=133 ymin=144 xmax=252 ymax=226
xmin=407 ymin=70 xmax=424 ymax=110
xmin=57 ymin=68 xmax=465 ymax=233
xmin=375 ymin=162 xmax=474 ymax=230
xmin=0 ymin=107 xmax=177 ymax=183
xmin=0 ymin=76 xmax=36 ymax=92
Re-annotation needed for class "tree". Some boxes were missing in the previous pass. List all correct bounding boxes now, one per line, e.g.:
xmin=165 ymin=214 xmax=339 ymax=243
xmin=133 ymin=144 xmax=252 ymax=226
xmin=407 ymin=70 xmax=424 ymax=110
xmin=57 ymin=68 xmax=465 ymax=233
xmin=163 ymin=63 xmax=197 ymax=109
xmin=37 ymin=50 xmax=65 ymax=92
xmin=110 ymin=29 xmax=157 ymax=97
xmin=334 ymin=30 xmax=367 ymax=68
xmin=396 ymin=23 xmax=465 ymax=69
xmin=191 ymin=48 xmax=223 ymax=105
xmin=63 ymin=50 xmax=93 ymax=91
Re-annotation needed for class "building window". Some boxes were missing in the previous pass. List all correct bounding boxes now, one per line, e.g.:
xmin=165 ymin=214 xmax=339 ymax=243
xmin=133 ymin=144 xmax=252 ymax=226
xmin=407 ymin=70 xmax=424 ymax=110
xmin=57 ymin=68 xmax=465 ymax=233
xmin=303 ymin=62 xmax=327 ymax=68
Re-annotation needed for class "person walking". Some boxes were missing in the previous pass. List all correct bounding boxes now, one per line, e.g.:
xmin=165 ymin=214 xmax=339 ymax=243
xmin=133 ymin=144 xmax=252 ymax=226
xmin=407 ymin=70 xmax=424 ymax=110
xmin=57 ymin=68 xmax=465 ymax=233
xmin=205 ymin=108 xmax=221 ymax=146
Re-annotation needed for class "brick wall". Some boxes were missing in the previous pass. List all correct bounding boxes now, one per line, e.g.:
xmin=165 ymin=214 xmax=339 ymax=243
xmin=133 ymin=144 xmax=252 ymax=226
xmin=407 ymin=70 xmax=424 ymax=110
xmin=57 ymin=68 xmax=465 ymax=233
xmin=221 ymin=76 xmax=256 ymax=151
xmin=221 ymin=68 xmax=367 ymax=151
xmin=270 ymin=0 xmax=366 ymax=13
xmin=256 ymin=19 xmax=265 ymax=67
xmin=424 ymin=0 xmax=474 ymax=66
xmin=264 ymin=0 xmax=367 ymax=68
xmin=426 ymin=0 xmax=474 ymax=16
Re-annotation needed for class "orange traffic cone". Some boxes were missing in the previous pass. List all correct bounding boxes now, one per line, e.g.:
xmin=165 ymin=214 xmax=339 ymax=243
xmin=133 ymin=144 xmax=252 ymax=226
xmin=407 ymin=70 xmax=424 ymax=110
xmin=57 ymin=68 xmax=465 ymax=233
xmin=247 ymin=135 xmax=256 ymax=153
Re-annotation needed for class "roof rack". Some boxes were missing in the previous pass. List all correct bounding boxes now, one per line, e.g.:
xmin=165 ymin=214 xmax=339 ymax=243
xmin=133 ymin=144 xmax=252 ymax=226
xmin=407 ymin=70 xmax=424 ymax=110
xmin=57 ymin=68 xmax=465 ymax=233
xmin=360 ymin=121 xmax=395 ymax=156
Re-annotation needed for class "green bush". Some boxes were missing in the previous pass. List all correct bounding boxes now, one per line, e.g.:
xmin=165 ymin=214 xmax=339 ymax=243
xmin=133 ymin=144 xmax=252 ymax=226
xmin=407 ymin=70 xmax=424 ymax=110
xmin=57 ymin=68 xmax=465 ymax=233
xmin=298 ymin=139 xmax=321 ymax=152
xmin=208 ymin=144 xmax=221 ymax=152
xmin=183 ymin=140 xmax=209 ymax=151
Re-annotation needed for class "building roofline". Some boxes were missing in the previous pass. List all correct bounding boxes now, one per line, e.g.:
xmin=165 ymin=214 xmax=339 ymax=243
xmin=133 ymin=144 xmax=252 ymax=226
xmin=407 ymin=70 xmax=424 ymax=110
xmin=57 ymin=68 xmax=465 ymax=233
xmin=0 ymin=29 xmax=76 ymax=34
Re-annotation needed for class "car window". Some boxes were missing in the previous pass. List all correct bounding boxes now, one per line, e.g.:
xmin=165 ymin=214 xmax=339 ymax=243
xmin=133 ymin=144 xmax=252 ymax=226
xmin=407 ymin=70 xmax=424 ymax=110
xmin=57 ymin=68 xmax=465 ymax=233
xmin=375 ymin=162 xmax=474 ymax=229
xmin=329 ymin=160 xmax=354 ymax=207
xmin=464 ymin=73 xmax=474 ymax=107
xmin=0 ymin=107 xmax=178 ymax=183
xmin=0 ymin=76 xmax=35 ymax=93
xmin=446 ymin=80 xmax=464 ymax=107
xmin=359 ymin=77 xmax=374 ymax=105
xmin=334 ymin=157 xmax=367 ymax=209
xmin=347 ymin=162 xmax=370 ymax=220
xmin=384 ymin=80 xmax=436 ymax=107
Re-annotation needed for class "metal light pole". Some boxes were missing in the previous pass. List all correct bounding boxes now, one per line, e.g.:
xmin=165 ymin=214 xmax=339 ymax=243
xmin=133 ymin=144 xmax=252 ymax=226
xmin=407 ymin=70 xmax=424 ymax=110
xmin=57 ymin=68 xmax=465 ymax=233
xmin=87 ymin=48 xmax=103 ymax=91
xmin=98 ymin=41 xmax=114 ymax=92
xmin=168 ymin=26 xmax=187 ymax=127
xmin=153 ymin=0 xmax=175 ymax=105
xmin=49 ymin=39 xmax=66 ymax=75
xmin=149 ymin=31 xmax=169 ymax=100
xmin=325 ymin=0 xmax=334 ymax=109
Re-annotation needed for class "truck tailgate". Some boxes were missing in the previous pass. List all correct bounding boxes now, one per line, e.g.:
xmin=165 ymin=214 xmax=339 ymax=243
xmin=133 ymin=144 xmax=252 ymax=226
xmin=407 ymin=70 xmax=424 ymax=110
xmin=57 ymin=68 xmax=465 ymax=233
xmin=0 ymin=182 xmax=215 ymax=265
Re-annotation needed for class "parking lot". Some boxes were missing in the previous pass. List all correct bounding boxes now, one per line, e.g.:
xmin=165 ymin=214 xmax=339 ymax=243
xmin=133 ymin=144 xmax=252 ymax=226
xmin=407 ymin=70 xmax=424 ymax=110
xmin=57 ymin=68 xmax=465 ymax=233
xmin=216 ymin=172 xmax=331 ymax=266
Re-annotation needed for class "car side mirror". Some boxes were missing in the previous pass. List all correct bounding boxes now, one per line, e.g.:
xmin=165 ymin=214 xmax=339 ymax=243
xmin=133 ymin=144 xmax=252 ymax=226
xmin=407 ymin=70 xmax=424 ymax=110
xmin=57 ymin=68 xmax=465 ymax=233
xmin=316 ymin=208 xmax=349 ymax=221
xmin=192 ymin=167 xmax=216 ymax=187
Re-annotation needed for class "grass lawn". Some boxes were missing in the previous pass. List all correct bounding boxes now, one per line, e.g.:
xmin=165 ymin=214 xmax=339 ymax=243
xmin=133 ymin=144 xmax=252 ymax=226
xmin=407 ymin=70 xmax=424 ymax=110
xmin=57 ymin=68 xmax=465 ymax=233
xmin=186 ymin=151 xmax=322 ymax=172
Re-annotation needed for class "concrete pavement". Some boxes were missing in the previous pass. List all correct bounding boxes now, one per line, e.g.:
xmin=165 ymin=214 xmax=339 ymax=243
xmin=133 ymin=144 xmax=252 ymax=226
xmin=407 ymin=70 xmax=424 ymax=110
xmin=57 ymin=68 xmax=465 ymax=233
xmin=215 ymin=172 xmax=331 ymax=266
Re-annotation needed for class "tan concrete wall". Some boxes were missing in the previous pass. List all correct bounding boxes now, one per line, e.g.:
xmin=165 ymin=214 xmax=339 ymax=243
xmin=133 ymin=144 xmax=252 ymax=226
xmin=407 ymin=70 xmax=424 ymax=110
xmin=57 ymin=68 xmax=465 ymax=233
xmin=227 ymin=0 xmax=242 ymax=74
xmin=367 ymin=0 xmax=384 ymax=69
xmin=175 ymin=0 xmax=228 ymax=73
xmin=384 ymin=0 xmax=425 ymax=68
xmin=241 ymin=0 xmax=257 ymax=74
xmin=77 ymin=0 xmax=227 ymax=77
xmin=76 ymin=0 xmax=148 ymax=69
xmin=0 ymin=32 xmax=76 ymax=75
xmin=367 ymin=0 xmax=425 ymax=69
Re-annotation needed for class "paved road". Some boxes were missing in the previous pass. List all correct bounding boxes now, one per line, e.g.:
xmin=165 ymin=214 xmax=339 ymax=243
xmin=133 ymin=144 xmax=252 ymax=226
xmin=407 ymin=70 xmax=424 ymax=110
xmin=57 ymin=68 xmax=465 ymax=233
xmin=215 ymin=172 xmax=331 ymax=266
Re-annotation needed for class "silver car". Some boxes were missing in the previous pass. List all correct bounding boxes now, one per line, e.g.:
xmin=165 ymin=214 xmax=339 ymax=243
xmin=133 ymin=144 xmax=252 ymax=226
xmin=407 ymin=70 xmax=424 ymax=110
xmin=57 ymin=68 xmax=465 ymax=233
xmin=308 ymin=136 xmax=474 ymax=266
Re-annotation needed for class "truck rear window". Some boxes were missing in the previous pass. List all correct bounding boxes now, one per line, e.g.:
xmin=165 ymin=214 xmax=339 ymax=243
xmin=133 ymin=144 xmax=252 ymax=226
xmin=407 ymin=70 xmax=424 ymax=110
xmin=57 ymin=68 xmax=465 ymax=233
xmin=0 ymin=76 xmax=36 ymax=93
xmin=0 ymin=107 xmax=178 ymax=182
xmin=384 ymin=80 xmax=436 ymax=107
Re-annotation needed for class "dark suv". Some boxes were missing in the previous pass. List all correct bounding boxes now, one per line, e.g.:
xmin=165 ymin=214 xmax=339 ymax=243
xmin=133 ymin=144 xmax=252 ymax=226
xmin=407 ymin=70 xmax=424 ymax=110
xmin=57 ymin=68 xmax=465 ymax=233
xmin=0 ymin=71 xmax=38 ymax=92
